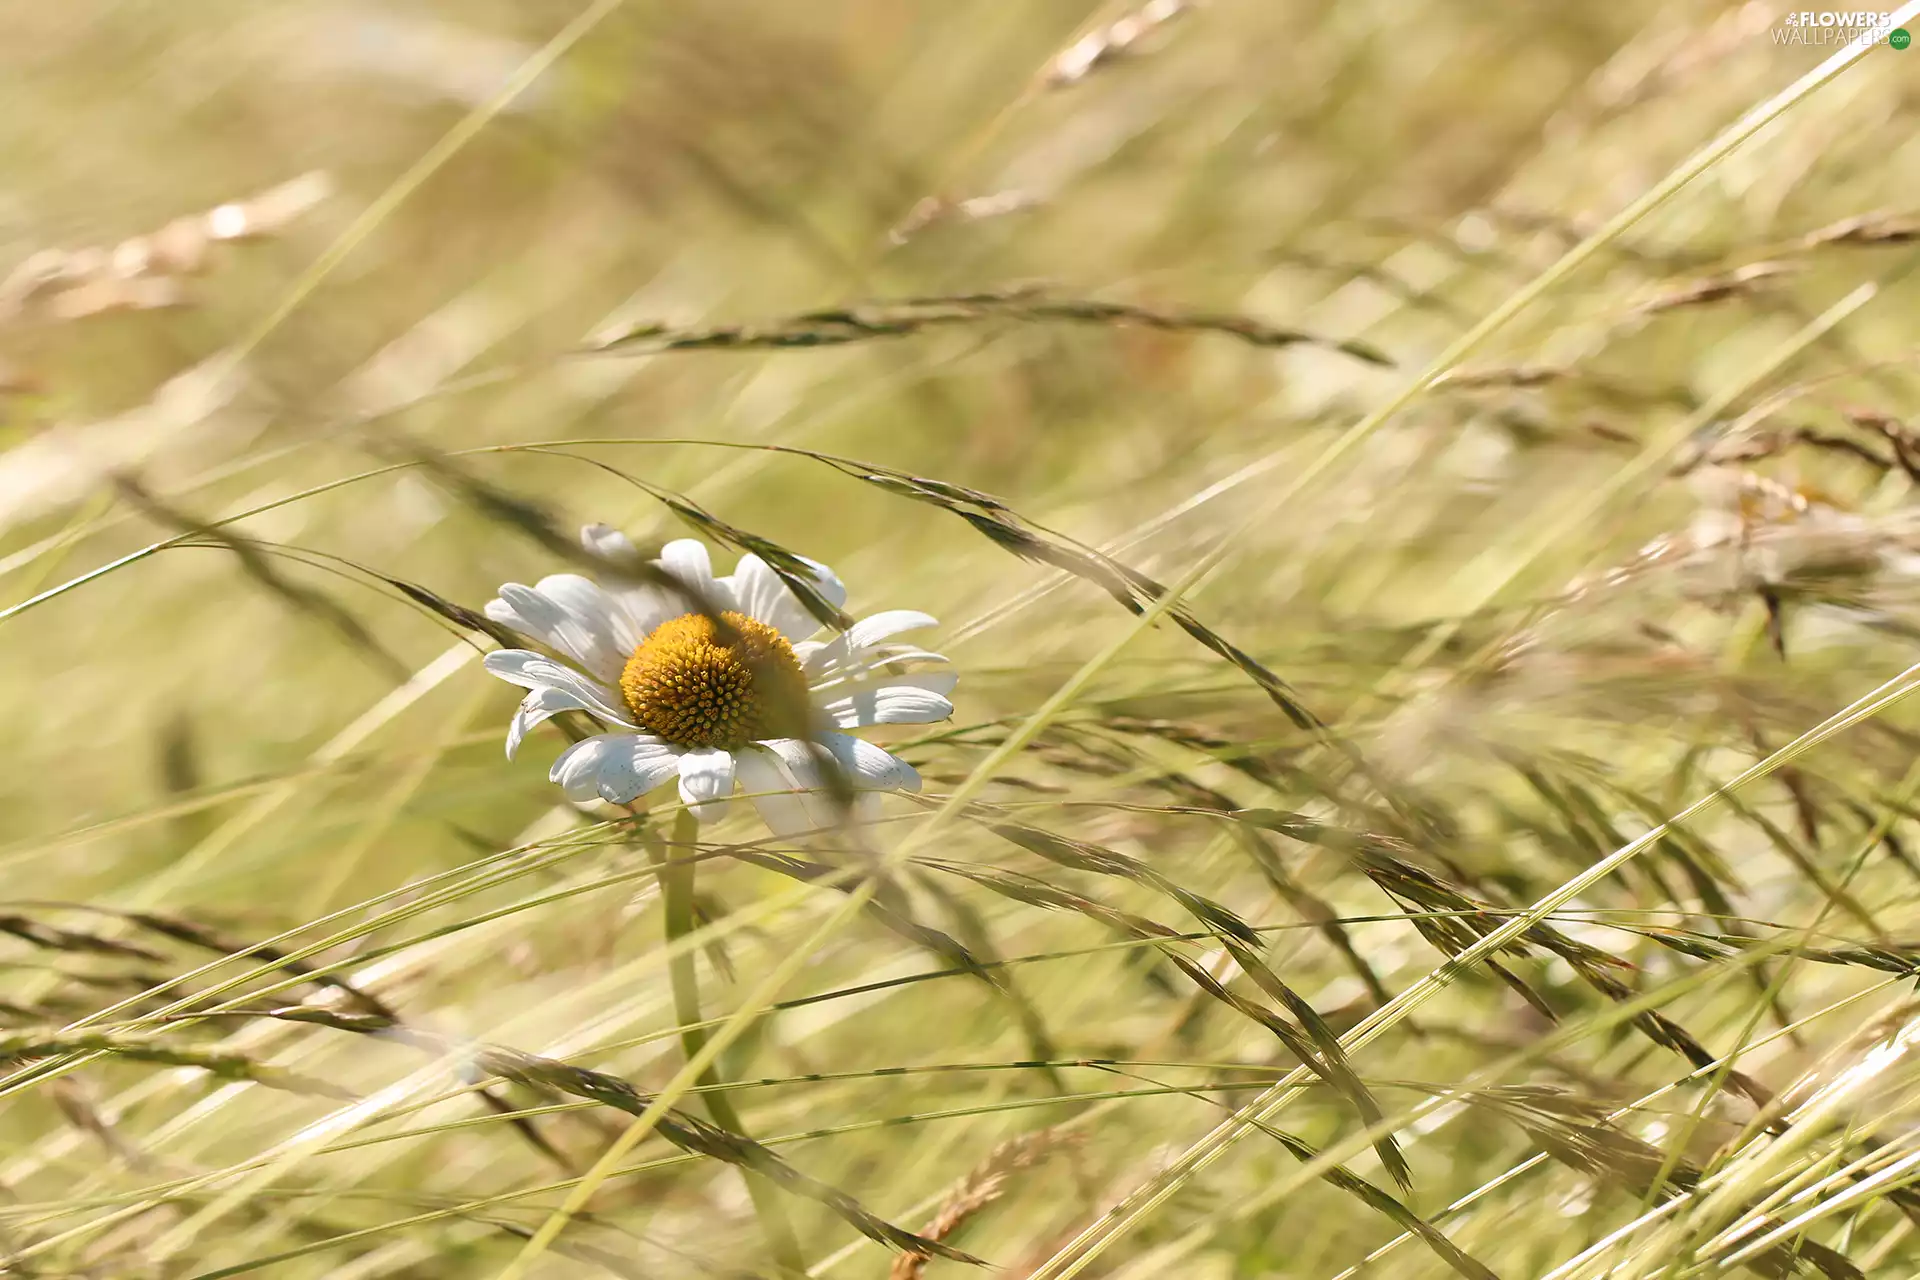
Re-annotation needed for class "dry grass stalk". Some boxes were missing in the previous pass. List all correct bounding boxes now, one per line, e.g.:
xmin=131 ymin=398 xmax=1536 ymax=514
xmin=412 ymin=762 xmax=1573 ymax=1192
xmin=1433 ymin=363 xmax=1566 ymax=391
xmin=221 ymin=1004 xmax=983 ymax=1265
xmin=1554 ymin=2 xmax=1773 ymax=140
xmin=890 ymin=1127 xmax=1082 ymax=1279
xmin=47 ymin=1076 xmax=149 ymax=1170
xmin=17 ymin=5 xmax=1920 ymax=1276
xmin=0 ymin=1028 xmax=354 ymax=1099
xmin=889 ymin=189 xmax=1048 ymax=241
xmin=0 ymin=171 xmax=331 ymax=324
xmin=1799 ymin=212 xmax=1920 ymax=249
xmin=588 ymin=286 xmax=1392 ymax=367
xmin=903 ymin=188 xmax=1050 ymax=238
xmin=1842 ymin=407 xmax=1920 ymax=479
xmin=889 ymin=0 xmax=1188 ymax=242
xmin=1633 ymin=261 xmax=1797 ymax=316
xmin=1045 ymin=0 xmax=1192 ymax=88
xmin=1539 ymin=460 xmax=1878 ymax=629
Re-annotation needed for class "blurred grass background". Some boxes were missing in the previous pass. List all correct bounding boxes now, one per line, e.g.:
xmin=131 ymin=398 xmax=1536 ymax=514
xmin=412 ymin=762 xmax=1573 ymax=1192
xmin=9 ymin=0 xmax=1920 ymax=1275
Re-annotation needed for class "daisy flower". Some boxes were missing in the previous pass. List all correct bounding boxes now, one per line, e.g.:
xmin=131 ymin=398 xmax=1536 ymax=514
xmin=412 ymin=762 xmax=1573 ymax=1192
xmin=481 ymin=525 xmax=954 ymax=836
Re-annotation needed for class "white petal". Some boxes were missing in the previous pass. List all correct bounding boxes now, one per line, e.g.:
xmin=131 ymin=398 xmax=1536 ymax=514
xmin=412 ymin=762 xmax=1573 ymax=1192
xmin=483 ymin=650 xmax=636 ymax=727
xmin=867 ymin=645 xmax=951 ymax=664
xmin=591 ymin=736 xmax=681 ymax=803
xmin=796 ymin=636 xmax=855 ymax=678
xmin=808 ymin=666 xmax=957 ymax=700
xmin=659 ymin=538 xmax=713 ymax=581
xmin=533 ymin=575 xmax=631 ymax=678
xmin=883 ymin=669 xmax=957 ymax=697
xmin=549 ymin=736 xmax=611 ymax=802
xmin=802 ymin=557 xmax=846 ymax=602
xmin=484 ymin=596 xmax=525 ymax=629
xmin=739 ymin=741 xmax=842 ymax=835
xmin=580 ymin=523 xmax=639 ymax=561
xmin=736 ymin=747 xmax=822 ymax=838
xmin=798 ymin=612 xmax=942 ymax=678
xmin=609 ymin=584 xmax=680 ymax=644
xmin=656 ymin=539 xmax=739 ymax=617
xmin=491 ymin=580 xmax=626 ymax=682
xmin=486 ymin=584 xmax=569 ymax=651
xmin=817 ymin=732 xmax=921 ymax=792
xmin=658 ymin=539 xmax=711 ymax=593
xmin=547 ymin=734 xmax=673 ymax=804
xmin=575 ymin=525 xmax=686 ymax=639
xmin=799 ymin=646 xmax=925 ymax=683
xmin=724 ymin=553 xmax=846 ymax=640
xmin=675 ymin=747 xmax=737 ymax=823
xmin=817 ymin=686 xmax=954 ymax=729
xmin=849 ymin=610 xmax=938 ymax=648
xmin=755 ymin=737 xmax=826 ymax=790
xmin=507 ymin=684 xmax=589 ymax=760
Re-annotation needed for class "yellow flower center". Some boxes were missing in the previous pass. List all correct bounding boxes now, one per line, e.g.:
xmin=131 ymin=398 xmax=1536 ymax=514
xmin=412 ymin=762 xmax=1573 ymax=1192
xmin=619 ymin=611 xmax=811 ymax=749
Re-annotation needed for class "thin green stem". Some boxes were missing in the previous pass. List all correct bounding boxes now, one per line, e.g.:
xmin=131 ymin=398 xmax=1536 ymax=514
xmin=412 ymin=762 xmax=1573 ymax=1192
xmin=651 ymin=809 xmax=806 ymax=1278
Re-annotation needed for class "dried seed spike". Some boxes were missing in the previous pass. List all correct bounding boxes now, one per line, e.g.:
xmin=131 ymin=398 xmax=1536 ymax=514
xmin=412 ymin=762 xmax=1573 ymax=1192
xmin=0 ymin=914 xmax=165 ymax=962
xmin=46 ymin=276 xmax=186 ymax=321
xmin=473 ymin=1046 xmax=983 ymax=1262
xmin=0 ymin=358 xmax=38 ymax=395
xmin=49 ymin=1076 xmax=150 ymax=1169
xmin=0 ymin=248 xmax=77 ymax=311
xmin=383 ymin=442 xmax=730 ymax=630
xmin=118 ymin=909 xmax=401 ymax=1021
xmin=152 ymin=217 xmax=211 ymax=275
xmin=113 ymin=473 xmax=410 ymax=679
xmin=586 ymin=288 xmax=1390 ymax=368
xmin=650 ymin=492 xmax=855 ymax=631
xmin=1047 ymin=33 xmax=1108 ymax=86
xmin=1634 ymin=261 xmax=1795 ymax=316
xmin=0 ymin=1029 xmax=355 ymax=1100
xmin=952 ymin=188 xmax=1043 ymax=221
xmin=890 ymin=195 xmax=951 ymax=242
xmin=208 ymin=170 xmax=335 ymax=241
xmin=1434 ymin=363 xmax=1566 ymax=390
xmin=891 ymin=1128 xmax=1082 ymax=1279
xmin=1044 ymin=0 xmax=1192 ymax=87
xmin=745 ymin=441 xmax=1330 ymax=723
xmin=1800 ymin=211 xmax=1920 ymax=248
xmin=110 ymin=237 xmax=154 ymax=279
xmin=1 ymin=170 xmax=330 ymax=328
xmin=968 ymin=803 xmax=1260 ymax=945
xmin=927 ymin=854 xmax=1409 ymax=1186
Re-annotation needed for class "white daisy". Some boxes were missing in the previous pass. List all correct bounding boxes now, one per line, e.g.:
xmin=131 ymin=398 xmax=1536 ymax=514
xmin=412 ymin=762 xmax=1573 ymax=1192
xmin=481 ymin=525 xmax=955 ymax=836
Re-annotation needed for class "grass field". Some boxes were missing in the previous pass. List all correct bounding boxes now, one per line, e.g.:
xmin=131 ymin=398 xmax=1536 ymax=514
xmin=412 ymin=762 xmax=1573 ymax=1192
xmin=8 ymin=2 xmax=1920 ymax=1276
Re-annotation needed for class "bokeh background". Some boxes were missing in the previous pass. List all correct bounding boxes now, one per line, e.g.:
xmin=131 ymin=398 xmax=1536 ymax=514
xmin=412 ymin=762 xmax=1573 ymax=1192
xmin=7 ymin=1 xmax=1920 ymax=1276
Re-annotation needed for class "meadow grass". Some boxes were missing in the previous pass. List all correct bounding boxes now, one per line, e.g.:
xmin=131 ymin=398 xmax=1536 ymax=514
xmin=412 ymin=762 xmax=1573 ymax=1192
xmin=7 ymin=1 xmax=1920 ymax=1276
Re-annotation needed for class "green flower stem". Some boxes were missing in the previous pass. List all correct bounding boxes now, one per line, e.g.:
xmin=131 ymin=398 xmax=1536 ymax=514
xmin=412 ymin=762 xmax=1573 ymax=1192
xmin=652 ymin=808 xmax=806 ymax=1278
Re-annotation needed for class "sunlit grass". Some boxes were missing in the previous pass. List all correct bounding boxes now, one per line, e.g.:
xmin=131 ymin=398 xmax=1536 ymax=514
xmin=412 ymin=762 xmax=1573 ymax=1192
xmin=7 ymin=1 xmax=1920 ymax=1276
